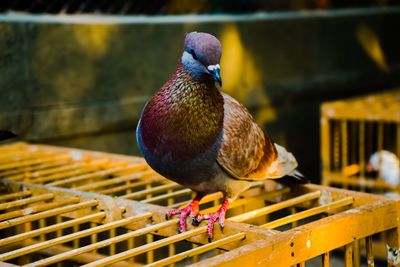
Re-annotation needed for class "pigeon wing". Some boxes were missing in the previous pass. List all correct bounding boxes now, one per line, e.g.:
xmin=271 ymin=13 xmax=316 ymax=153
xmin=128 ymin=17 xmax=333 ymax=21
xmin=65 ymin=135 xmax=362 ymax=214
xmin=217 ymin=93 xmax=278 ymax=180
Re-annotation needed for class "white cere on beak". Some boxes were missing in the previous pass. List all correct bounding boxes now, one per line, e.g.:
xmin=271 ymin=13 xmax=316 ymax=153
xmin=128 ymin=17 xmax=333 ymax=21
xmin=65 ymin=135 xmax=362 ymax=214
xmin=207 ymin=64 xmax=220 ymax=72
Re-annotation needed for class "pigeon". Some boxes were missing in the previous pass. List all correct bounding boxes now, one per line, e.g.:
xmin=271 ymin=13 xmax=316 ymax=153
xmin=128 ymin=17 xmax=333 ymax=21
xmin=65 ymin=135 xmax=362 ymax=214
xmin=136 ymin=32 xmax=307 ymax=240
xmin=368 ymin=150 xmax=400 ymax=187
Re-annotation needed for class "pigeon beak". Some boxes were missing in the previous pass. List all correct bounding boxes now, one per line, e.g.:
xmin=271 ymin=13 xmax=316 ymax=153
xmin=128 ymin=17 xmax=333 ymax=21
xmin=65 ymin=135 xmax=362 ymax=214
xmin=207 ymin=64 xmax=222 ymax=87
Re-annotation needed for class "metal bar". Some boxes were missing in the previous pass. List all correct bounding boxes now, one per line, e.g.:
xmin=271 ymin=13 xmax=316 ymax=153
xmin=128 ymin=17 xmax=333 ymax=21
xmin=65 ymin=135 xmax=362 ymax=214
xmin=147 ymin=232 xmax=246 ymax=267
xmin=0 ymin=193 xmax=54 ymax=211
xmin=365 ymin=236 xmax=374 ymax=267
xmin=97 ymin=175 xmax=165 ymax=195
xmin=21 ymin=239 xmax=140 ymax=267
xmin=341 ymin=120 xmax=348 ymax=188
xmin=200 ymin=188 xmax=291 ymax=215
xmin=97 ymin=176 xmax=163 ymax=195
xmin=353 ymin=240 xmax=360 ymax=267
xmin=0 ymin=191 xmax=31 ymax=202
xmin=0 ymin=199 xmax=96 ymax=230
xmin=25 ymin=216 xmax=178 ymax=267
xmin=141 ymin=189 xmax=192 ymax=204
xmin=7 ymin=161 xmax=89 ymax=181
xmin=0 ymin=198 xmax=81 ymax=222
xmin=0 ymin=154 xmax=71 ymax=171
xmin=0 ymin=214 xmax=150 ymax=261
xmin=75 ymin=167 xmax=152 ymax=191
xmin=0 ymin=159 xmax=73 ymax=178
xmin=322 ymin=252 xmax=330 ymax=267
xmin=168 ymin=182 xmax=267 ymax=209
xmin=81 ymin=224 xmax=209 ymax=267
xmin=229 ymin=191 xmax=322 ymax=223
xmin=359 ymin=121 xmax=365 ymax=178
xmin=122 ymin=182 xmax=181 ymax=200
xmin=261 ymin=197 xmax=354 ymax=229
xmin=0 ymin=151 xmax=52 ymax=164
xmin=345 ymin=243 xmax=353 ymax=267
xmin=377 ymin=121 xmax=383 ymax=151
xmin=333 ymin=120 xmax=340 ymax=171
xmin=29 ymin=164 xmax=103 ymax=184
xmin=359 ymin=121 xmax=366 ymax=192
xmin=321 ymin=116 xmax=331 ymax=185
xmin=48 ymin=165 xmax=129 ymax=187
xmin=169 ymin=192 xmax=224 ymax=209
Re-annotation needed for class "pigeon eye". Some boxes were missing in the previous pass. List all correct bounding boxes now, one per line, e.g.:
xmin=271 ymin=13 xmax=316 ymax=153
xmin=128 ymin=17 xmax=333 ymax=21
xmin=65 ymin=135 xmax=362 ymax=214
xmin=190 ymin=49 xmax=198 ymax=60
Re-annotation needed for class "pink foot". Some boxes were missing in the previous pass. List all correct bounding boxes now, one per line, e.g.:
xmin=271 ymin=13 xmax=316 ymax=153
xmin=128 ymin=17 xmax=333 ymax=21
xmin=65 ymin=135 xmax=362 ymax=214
xmin=165 ymin=193 xmax=204 ymax=233
xmin=193 ymin=198 xmax=230 ymax=241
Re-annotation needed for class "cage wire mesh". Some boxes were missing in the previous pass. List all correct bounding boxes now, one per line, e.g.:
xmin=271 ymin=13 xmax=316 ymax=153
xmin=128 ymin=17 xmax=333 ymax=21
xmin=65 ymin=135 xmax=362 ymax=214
xmin=321 ymin=89 xmax=400 ymax=193
xmin=0 ymin=142 xmax=399 ymax=266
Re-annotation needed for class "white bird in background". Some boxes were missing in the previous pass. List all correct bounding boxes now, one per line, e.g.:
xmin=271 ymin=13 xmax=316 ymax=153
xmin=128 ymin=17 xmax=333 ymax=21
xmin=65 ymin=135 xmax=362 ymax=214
xmin=368 ymin=150 xmax=400 ymax=187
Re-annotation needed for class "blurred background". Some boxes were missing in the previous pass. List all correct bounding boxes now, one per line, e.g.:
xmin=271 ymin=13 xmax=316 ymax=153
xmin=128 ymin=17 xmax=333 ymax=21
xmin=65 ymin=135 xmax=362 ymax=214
xmin=1 ymin=0 xmax=400 ymax=183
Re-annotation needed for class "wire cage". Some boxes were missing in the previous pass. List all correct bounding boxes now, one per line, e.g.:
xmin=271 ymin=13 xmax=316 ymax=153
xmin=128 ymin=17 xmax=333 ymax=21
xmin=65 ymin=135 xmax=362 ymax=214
xmin=0 ymin=142 xmax=399 ymax=266
xmin=321 ymin=89 xmax=400 ymax=193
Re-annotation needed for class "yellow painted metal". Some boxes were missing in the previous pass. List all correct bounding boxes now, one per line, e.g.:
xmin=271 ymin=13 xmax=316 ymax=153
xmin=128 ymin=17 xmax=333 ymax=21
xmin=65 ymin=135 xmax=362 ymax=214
xmin=146 ymin=232 xmax=246 ymax=267
xmin=322 ymin=252 xmax=330 ymax=267
xmin=0 ymin=199 xmax=96 ymax=230
xmin=0 ymin=191 xmax=31 ymax=202
xmin=0 ymin=193 xmax=54 ymax=211
xmin=0 ymin=143 xmax=399 ymax=267
xmin=261 ymin=196 xmax=354 ymax=229
xmin=229 ymin=191 xmax=321 ymax=223
xmin=366 ymin=236 xmax=374 ymax=267
xmin=0 ymin=214 xmax=151 ymax=261
xmin=0 ymin=212 xmax=106 ymax=247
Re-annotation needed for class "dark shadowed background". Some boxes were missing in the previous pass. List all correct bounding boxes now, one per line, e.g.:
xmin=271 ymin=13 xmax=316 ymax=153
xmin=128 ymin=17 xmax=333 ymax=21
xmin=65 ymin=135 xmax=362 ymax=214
xmin=1 ymin=1 xmax=400 ymax=183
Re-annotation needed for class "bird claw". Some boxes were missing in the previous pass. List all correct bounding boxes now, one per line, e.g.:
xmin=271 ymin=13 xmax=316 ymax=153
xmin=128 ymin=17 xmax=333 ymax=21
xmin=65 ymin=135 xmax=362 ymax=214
xmin=165 ymin=197 xmax=201 ymax=233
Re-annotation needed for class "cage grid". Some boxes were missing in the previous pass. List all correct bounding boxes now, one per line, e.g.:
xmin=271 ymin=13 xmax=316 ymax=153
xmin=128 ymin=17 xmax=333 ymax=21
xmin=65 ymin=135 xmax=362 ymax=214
xmin=321 ymin=89 xmax=400 ymax=192
xmin=0 ymin=142 xmax=399 ymax=266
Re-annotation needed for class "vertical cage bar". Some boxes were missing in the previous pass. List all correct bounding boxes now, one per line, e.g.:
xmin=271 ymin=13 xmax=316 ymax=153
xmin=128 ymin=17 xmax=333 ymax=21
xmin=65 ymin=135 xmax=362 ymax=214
xmin=333 ymin=121 xmax=340 ymax=171
xmin=91 ymin=222 xmax=97 ymax=254
xmin=56 ymin=215 xmax=62 ymax=267
xmin=386 ymin=226 xmax=400 ymax=267
xmin=39 ymin=219 xmax=45 ymax=241
xmin=145 ymin=183 xmax=154 ymax=264
xmin=168 ymin=243 xmax=176 ymax=267
xmin=321 ymin=116 xmax=331 ymax=185
xmin=73 ymin=224 xmax=79 ymax=248
xmin=359 ymin=121 xmax=366 ymax=191
xmin=192 ymin=244 xmax=199 ymax=263
xmin=322 ymin=252 xmax=330 ymax=267
xmin=341 ymin=120 xmax=348 ymax=188
xmin=353 ymin=240 xmax=360 ymax=267
xmin=128 ymin=232 xmax=134 ymax=262
xmin=146 ymin=234 xmax=154 ymax=264
xmin=110 ymin=228 xmax=116 ymax=256
xmin=365 ymin=236 xmax=374 ymax=267
xmin=377 ymin=121 xmax=384 ymax=151
xmin=290 ymin=207 xmax=298 ymax=228
xmin=345 ymin=243 xmax=353 ymax=267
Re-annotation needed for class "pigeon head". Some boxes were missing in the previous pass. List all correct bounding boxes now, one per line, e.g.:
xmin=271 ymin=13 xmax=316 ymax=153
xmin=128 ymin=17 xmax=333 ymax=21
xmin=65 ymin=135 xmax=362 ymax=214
xmin=181 ymin=32 xmax=222 ymax=86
